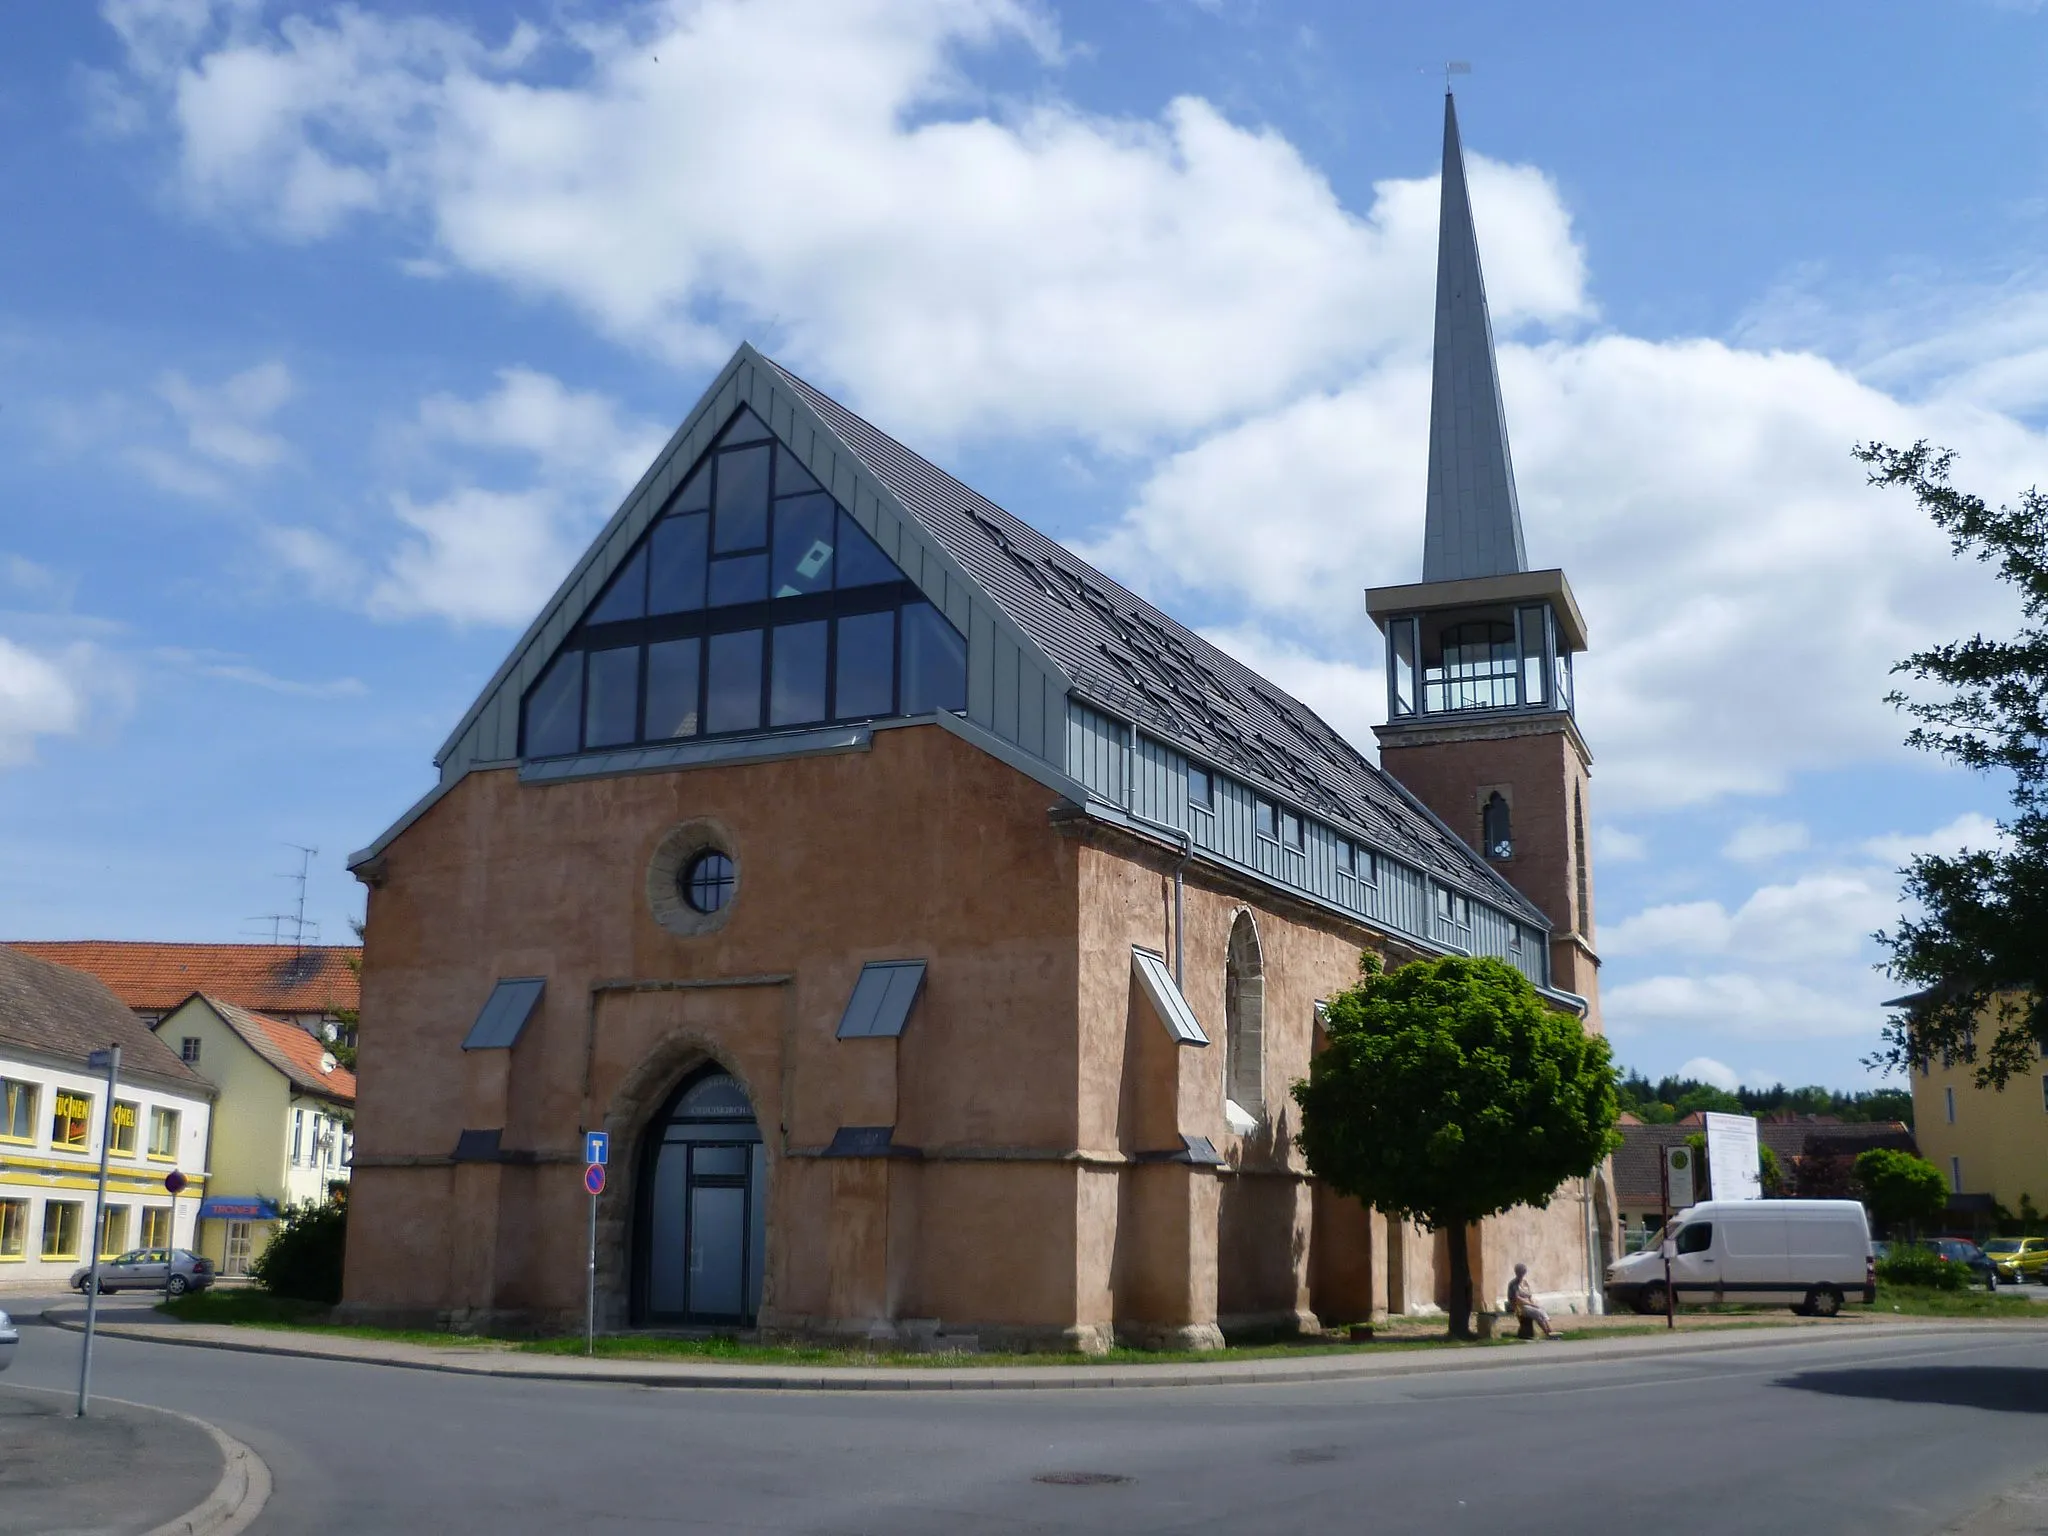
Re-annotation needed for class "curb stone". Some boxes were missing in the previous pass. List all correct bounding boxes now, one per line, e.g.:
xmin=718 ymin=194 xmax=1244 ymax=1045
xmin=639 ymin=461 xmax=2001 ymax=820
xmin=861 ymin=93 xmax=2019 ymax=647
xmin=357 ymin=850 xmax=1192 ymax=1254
xmin=2 ymin=1382 xmax=271 ymax=1536
xmin=41 ymin=1309 xmax=2048 ymax=1393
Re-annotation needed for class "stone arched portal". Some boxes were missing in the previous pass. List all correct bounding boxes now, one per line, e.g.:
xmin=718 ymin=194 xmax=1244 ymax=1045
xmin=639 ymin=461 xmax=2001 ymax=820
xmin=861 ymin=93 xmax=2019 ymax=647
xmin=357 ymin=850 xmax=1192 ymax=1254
xmin=634 ymin=1066 xmax=766 ymax=1325
xmin=591 ymin=1032 xmax=772 ymax=1331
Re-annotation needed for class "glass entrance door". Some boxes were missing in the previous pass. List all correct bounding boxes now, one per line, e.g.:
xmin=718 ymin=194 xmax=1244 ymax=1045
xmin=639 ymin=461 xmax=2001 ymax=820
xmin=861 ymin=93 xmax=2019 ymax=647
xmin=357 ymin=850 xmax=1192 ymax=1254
xmin=637 ymin=1070 xmax=765 ymax=1325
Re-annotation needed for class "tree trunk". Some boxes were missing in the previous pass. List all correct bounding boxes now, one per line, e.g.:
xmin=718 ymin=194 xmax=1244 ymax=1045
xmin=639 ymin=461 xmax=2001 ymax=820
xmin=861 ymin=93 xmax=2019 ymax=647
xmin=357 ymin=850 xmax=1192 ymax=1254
xmin=1446 ymin=1218 xmax=1475 ymax=1340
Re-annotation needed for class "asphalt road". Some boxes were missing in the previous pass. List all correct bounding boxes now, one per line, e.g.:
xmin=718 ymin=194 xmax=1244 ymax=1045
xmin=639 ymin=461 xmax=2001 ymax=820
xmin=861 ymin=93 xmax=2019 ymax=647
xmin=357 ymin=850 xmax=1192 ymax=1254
xmin=6 ymin=1304 xmax=2047 ymax=1535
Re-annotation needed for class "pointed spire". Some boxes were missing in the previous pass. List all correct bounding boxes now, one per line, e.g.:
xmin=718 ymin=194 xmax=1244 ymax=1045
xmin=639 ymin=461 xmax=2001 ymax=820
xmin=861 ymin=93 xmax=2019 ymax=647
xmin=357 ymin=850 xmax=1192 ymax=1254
xmin=1422 ymin=92 xmax=1527 ymax=582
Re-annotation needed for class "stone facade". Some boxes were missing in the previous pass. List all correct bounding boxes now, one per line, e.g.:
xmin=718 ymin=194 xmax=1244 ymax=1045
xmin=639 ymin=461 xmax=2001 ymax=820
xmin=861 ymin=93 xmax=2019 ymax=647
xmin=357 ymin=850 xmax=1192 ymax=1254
xmin=341 ymin=721 xmax=1602 ymax=1345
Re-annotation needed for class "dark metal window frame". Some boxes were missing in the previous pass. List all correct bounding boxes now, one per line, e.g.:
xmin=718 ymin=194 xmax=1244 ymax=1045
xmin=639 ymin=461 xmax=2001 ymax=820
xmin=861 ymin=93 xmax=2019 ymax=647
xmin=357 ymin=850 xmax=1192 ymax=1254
xmin=520 ymin=412 xmax=965 ymax=758
xmin=682 ymin=850 xmax=736 ymax=914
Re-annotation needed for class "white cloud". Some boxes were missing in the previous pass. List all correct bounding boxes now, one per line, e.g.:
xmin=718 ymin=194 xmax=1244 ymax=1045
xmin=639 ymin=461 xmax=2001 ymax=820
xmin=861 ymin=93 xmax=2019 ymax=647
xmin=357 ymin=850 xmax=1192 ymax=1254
xmin=1604 ymin=872 xmax=1893 ymax=967
xmin=104 ymin=0 xmax=1587 ymax=447
xmin=370 ymin=486 xmax=572 ymax=626
xmin=1595 ymin=824 xmax=1648 ymax=863
xmin=1087 ymin=332 xmax=2042 ymax=814
xmin=1604 ymin=971 xmax=1881 ymax=1041
xmin=1861 ymin=811 xmax=2009 ymax=867
xmin=350 ymin=369 xmax=664 ymax=625
xmin=0 ymin=638 xmax=95 ymax=767
xmin=1722 ymin=819 xmax=1810 ymax=863
xmin=158 ymin=360 xmax=294 ymax=468
xmin=1678 ymin=1056 xmax=1739 ymax=1092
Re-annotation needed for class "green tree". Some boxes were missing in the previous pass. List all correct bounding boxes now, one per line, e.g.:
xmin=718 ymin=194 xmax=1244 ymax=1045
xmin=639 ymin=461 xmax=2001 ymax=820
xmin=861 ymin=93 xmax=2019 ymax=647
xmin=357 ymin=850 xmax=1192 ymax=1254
xmin=1293 ymin=954 xmax=1621 ymax=1339
xmin=1852 ymin=1147 xmax=1949 ymax=1239
xmin=1855 ymin=442 xmax=2048 ymax=1088
xmin=251 ymin=1196 xmax=348 ymax=1304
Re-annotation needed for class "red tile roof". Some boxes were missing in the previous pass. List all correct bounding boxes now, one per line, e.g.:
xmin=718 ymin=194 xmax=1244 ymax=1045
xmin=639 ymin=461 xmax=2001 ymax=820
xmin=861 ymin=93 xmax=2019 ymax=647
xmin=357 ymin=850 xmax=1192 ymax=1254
xmin=188 ymin=996 xmax=357 ymax=1106
xmin=8 ymin=942 xmax=359 ymax=1015
xmin=0 ymin=947 xmax=211 ymax=1090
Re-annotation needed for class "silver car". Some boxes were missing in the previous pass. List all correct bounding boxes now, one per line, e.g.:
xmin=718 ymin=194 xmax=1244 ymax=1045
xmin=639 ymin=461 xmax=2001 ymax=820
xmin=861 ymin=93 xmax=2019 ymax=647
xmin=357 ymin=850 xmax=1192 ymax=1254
xmin=0 ymin=1308 xmax=16 ymax=1371
xmin=69 ymin=1247 xmax=216 ymax=1297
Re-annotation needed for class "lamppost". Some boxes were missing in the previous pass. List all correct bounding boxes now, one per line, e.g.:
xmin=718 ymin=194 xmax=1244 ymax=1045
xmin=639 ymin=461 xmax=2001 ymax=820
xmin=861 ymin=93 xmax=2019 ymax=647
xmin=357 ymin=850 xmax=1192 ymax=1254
xmin=76 ymin=1043 xmax=120 ymax=1417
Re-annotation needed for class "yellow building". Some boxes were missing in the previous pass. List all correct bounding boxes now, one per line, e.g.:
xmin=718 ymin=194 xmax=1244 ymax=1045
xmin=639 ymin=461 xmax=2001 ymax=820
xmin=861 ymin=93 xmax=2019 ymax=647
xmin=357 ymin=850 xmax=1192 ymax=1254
xmin=153 ymin=994 xmax=356 ymax=1275
xmin=1908 ymin=994 xmax=2048 ymax=1218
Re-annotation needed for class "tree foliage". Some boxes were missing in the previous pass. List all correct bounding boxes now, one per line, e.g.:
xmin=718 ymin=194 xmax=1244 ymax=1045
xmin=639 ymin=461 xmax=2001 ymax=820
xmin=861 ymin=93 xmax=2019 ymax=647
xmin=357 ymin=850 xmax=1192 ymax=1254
xmin=1293 ymin=954 xmax=1620 ymax=1339
xmin=1616 ymin=1072 xmax=1911 ymax=1127
xmin=1855 ymin=441 xmax=2048 ymax=1088
xmin=251 ymin=1196 xmax=348 ymax=1304
xmin=1853 ymin=1147 xmax=1950 ymax=1237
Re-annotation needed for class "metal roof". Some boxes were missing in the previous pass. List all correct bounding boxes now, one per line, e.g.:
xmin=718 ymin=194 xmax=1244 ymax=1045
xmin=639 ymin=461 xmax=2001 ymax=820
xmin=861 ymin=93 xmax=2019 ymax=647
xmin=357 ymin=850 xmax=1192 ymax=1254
xmin=1422 ymin=91 xmax=1528 ymax=584
xmin=764 ymin=356 xmax=1547 ymax=922
xmin=461 ymin=978 xmax=546 ymax=1051
xmin=835 ymin=961 xmax=926 ymax=1040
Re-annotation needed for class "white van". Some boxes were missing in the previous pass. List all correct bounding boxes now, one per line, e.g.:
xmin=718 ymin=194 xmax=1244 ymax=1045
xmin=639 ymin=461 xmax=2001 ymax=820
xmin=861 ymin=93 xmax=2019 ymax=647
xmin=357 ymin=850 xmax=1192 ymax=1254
xmin=1606 ymin=1199 xmax=1875 ymax=1317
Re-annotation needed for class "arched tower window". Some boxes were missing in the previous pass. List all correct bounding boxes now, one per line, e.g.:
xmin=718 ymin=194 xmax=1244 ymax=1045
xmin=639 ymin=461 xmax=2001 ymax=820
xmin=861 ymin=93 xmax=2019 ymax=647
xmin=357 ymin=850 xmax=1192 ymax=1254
xmin=1224 ymin=912 xmax=1265 ymax=1126
xmin=1482 ymin=791 xmax=1512 ymax=861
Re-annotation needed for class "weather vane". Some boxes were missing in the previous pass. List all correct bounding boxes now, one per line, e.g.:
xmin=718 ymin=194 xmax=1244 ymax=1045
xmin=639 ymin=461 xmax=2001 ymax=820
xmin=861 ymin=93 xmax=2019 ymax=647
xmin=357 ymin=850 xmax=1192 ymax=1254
xmin=1445 ymin=60 xmax=1471 ymax=93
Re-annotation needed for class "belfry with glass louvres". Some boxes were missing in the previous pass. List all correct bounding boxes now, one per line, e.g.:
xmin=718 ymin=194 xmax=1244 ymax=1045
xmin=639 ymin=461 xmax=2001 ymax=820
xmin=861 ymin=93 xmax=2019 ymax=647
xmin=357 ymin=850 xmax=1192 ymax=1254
xmin=341 ymin=93 xmax=1616 ymax=1345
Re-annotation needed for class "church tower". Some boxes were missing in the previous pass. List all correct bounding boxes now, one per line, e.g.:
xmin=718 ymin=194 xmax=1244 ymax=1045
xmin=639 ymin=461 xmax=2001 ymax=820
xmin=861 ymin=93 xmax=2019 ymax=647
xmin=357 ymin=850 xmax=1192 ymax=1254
xmin=1366 ymin=93 xmax=1600 ymax=1025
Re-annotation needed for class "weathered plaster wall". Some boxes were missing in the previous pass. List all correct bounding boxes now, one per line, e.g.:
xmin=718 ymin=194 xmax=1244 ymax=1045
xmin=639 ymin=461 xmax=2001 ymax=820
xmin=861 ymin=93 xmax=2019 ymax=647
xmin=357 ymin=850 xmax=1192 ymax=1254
xmin=345 ymin=723 xmax=1083 ymax=1335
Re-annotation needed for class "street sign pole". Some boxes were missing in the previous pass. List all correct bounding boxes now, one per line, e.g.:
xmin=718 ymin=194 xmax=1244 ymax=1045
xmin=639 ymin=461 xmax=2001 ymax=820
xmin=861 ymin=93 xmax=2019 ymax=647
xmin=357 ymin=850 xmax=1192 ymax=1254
xmin=583 ymin=1131 xmax=607 ymax=1359
xmin=77 ymin=1043 xmax=120 ymax=1417
xmin=162 ymin=1169 xmax=189 ymax=1306
xmin=1660 ymin=1154 xmax=1675 ymax=1332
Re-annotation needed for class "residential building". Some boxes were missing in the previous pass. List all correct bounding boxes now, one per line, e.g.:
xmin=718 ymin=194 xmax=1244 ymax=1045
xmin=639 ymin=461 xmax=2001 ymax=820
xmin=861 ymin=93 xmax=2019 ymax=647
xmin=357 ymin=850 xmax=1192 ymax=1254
xmin=1909 ymin=993 xmax=2047 ymax=1223
xmin=9 ymin=941 xmax=359 ymax=1040
xmin=339 ymin=92 xmax=1614 ymax=1344
xmin=152 ymin=994 xmax=356 ymax=1275
xmin=0 ymin=948 xmax=214 ymax=1289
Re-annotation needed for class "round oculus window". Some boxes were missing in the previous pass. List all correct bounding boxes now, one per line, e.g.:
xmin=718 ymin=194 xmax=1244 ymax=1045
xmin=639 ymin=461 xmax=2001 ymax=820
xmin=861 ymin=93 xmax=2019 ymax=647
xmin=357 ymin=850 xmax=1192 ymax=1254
xmin=681 ymin=850 xmax=736 ymax=914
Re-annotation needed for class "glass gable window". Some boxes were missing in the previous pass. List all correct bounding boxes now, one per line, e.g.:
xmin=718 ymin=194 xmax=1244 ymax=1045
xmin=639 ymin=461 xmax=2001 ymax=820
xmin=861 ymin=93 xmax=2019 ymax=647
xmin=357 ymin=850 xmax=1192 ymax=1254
xmin=520 ymin=407 xmax=969 ymax=757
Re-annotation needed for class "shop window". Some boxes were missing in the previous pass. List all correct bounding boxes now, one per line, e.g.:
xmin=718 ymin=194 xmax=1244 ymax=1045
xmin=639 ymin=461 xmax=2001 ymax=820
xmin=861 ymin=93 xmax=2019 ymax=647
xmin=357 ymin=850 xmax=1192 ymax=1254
xmin=0 ymin=1078 xmax=33 ymax=1142
xmin=41 ymin=1200 xmax=82 ymax=1260
xmin=51 ymin=1092 xmax=91 ymax=1152
xmin=0 ymin=1198 xmax=25 ymax=1258
xmin=148 ymin=1107 xmax=180 ymax=1160
xmin=99 ymin=1204 xmax=129 ymax=1258
xmin=141 ymin=1206 xmax=172 ymax=1250
xmin=110 ymin=1100 xmax=139 ymax=1156
xmin=521 ymin=414 xmax=967 ymax=758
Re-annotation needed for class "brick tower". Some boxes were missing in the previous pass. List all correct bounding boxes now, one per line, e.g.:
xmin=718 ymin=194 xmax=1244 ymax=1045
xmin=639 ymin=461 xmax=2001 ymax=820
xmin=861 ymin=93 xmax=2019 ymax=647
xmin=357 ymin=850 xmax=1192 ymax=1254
xmin=1366 ymin=93 xmax=1599 ymax=1025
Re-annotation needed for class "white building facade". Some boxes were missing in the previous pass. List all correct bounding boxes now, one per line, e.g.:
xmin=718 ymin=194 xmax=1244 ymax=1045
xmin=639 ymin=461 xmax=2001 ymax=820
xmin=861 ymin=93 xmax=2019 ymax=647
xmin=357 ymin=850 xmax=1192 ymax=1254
xmin=0 ymin=949 xmax=215 ymax=1290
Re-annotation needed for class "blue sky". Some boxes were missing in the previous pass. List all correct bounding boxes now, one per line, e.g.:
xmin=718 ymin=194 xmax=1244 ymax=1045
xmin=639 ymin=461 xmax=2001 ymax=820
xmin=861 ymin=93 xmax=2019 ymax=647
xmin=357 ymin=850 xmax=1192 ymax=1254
xmin=4 ymin=1 xmax=2042 ymax=1092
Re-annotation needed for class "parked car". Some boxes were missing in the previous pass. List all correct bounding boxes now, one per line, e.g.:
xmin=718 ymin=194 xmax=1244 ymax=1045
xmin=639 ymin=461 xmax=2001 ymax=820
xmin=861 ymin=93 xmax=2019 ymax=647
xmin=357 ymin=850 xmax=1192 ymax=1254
xmin=1983 ymin=1237 xmax=2048 ymax=1284
xmin=69 ymin=1248 xmax=215 ymax=1297
xmin=1914 ymin=1238 xmax=2000 ymax=1290
xmin=0 ymin=1309 xmax=15 ymax=1372
xmin=1606 ymin=1199 xmax=1875 ymax=1317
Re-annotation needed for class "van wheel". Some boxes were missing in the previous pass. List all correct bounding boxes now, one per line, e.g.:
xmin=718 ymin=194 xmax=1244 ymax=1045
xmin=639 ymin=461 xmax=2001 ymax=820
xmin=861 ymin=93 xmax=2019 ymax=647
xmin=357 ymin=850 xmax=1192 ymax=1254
xmin=1804 ymin=1286 xmax=1842 ymax=1318
xmin=1636 ymin=1283 xmax=1668 ymax=1316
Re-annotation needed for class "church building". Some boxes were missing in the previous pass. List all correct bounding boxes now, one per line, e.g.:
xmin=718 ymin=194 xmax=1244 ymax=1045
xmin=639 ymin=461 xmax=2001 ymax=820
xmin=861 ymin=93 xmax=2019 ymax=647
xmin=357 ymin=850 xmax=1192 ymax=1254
xmin=340 ymin=94 xmax=1614 ymax=1346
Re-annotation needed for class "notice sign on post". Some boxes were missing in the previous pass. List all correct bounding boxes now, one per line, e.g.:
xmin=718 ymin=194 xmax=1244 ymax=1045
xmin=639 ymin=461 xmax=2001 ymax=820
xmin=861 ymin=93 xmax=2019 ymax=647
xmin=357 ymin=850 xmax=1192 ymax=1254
xmin=585 ymin=1131 xmax=608 ymax=1167
xmin=1664 ymin=1145 xmax=1695 ymax=1209
xmin=1703 ymin=1112 xmax=1762 ymax=1201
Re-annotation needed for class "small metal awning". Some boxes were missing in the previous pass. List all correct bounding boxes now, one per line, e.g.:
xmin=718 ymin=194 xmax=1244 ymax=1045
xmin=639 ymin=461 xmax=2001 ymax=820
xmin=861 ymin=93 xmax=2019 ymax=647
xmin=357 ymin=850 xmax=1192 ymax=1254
xmin=1132 ymin=948 xmax=1207 ymax=1045
xmin=822 ymin=1125 xmax=921 ymax=1160
xmin=462 ymin=978 xmax=545 ymax=1051
xmin=836 ymin=961 xmax=926 ymax=1040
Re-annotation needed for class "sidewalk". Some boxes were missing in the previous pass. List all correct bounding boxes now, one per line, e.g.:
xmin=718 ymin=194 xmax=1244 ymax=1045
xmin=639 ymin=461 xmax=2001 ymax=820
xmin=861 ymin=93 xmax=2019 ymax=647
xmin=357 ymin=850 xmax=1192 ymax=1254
xmin=0 ymin=1382 xmax=256 ymax=1536
xmin=41 ymin=1305 xmax=2048 ymax=1393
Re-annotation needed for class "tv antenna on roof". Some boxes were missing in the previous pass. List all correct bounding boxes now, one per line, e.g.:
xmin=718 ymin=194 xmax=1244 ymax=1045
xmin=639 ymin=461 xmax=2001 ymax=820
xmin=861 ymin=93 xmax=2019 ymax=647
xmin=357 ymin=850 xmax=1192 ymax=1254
xmin=244 ymin=844 xmax=321 ymax=963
